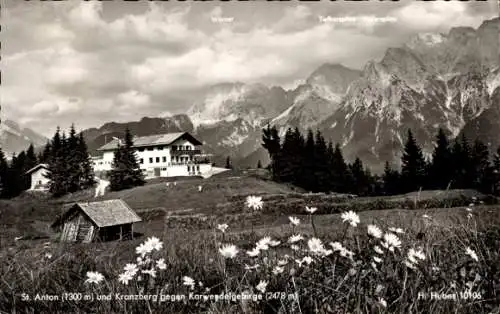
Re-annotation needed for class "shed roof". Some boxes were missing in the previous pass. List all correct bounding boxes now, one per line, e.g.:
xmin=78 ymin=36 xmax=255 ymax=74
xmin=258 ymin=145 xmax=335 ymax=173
xmin=97 ymin=132 xmax=202 ymax=151
xmin=25 ymin=163 xmax=48 ymax=175
xmin=54 ymin=199 xmax=142 ymax=228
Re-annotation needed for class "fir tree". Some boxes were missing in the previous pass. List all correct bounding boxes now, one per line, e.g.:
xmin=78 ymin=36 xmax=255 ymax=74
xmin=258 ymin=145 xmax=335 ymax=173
xmin=492 ymin=146 xmax=500 ymax=195
xmin=313 ymin=130 xmax=330 ymax=192
xmin=471 ymin=139 xmax=493 ymax=193
xmin=299 ymin=129 xmax=316 ymax=192
xmin=349 ymin=157 xmax=368 ymax=196
xmin=45 ymin=127 xmax=68 ymax=197
xmin=77 ymin=132 xmax=96 ymax=190
xmin=0 ymin=148 xmax=8 ymax=197
xmin=429 ymin=128 xmax=453 ymax=189
xmin=109 ymin=128 xmax=145 ymax=191
xmin=331 ymin=143 xmax=350 ymax=193
xmin=401 ymin=129 xmax=427 ymax=192
xmin=262 ymin=125 xmax=281 ymax=181
xmin=278 ymin=128 xmax=296 ymax=183
xmin=382 ymin=161 xmax=401 ymax=195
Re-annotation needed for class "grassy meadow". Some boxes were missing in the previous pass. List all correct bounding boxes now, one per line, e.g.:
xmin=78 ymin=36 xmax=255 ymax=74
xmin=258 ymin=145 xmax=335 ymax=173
xmin=1 ymin=170 xmax=499 ymax=313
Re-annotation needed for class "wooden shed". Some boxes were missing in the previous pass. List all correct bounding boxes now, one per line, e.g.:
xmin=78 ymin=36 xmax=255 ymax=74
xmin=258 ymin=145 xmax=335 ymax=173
xmin=52 ymin=199 xmax=142 ymax=243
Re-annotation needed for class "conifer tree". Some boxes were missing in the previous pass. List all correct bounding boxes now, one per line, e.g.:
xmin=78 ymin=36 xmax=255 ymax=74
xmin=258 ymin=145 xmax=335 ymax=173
xmin=0 ymin=148 xmax=8 ymax=197
xmin=471 ymin=138 xmax=493 ymax=193
xmin=299 ymin=129 xmax=316 ymax=192
xmin=262 ymin=125 xmax=281 ymax=181
xmin=382 ymin=161 xmax=401 ymax=195
xmin=77 ymin=132 xmax=96 ymax=190
xmin=429 ymin=128 xmax=453 ymax=189
xmin=331 ymin=143 xmax=350 ymax=193
xmin=45 ymin=127 xmax=68 ymax=197
xmin=109 ymin=128 xmax=145 ymax=191
xmin=492 ymin=146 xmax=500 ymax=195
xmin=313 ymin=130 xmax=330 ymax=192
xmin=278 ymin=128 xmax=296 ymax=183
xmin=401 ymin=129 xmax=427 ymax=192
xmin=349 ymin=157 xmax=368 ymax=195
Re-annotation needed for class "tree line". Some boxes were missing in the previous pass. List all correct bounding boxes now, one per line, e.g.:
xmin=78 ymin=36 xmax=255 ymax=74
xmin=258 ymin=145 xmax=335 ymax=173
xmin=262 ymin=126 xmax=500 ymax=196
xmin=0 ymin=125 xmax=145 ymax=198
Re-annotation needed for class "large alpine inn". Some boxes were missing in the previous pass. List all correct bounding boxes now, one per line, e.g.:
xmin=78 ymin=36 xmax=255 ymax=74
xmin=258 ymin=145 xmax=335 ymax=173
xmin=92 ymin=132 xmax=212 ymax=179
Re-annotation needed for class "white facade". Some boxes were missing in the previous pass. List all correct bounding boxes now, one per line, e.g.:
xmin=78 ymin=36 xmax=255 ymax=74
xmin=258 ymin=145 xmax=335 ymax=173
xmin=27 ymin=165 xmax=50 ymax=191
xmin=92 ymin=133 xmax=212 ymax=179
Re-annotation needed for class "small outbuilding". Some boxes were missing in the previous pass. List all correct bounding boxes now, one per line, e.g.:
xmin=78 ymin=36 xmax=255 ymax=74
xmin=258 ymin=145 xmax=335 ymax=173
xmin=51 ymin=199 xmax=142 ymax=243
xmin=25 ymin=163 xmax=50 ymax=191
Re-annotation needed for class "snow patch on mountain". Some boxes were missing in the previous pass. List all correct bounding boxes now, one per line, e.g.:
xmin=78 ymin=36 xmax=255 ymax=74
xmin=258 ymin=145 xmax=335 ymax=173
xmin=272 ymin=104 xmax=295 ymax=123
xmin=221 ymin=129 xmax=249 ymax=147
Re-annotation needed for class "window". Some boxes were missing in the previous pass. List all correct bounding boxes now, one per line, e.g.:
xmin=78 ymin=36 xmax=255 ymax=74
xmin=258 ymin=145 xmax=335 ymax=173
xmin=149 ymin=158 xmax=153 ymax=163
xmin=156 ymin=157 xmax=160 ymax=163
xmin=162 ymin=157 xmax=167 ymax=162
xmin=138 ymin=148 xmax=145 ymax=152
xmin=187 ymin=165 xmax=190 ymax=171
xmin=196 ymin=165 xmax=200 ymax=171
xmin=140 ymin=158 xmax=144 ymax=164
xmin=148 ymin=147 xmax=154 ymax=151
xmin=172 ymin=145 xmax=177 ymax=150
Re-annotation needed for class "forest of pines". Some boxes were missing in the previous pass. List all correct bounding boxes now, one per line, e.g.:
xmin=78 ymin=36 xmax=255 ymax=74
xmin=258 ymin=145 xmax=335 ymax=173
xmin=262 ymin=125 xmax=500 ymax=197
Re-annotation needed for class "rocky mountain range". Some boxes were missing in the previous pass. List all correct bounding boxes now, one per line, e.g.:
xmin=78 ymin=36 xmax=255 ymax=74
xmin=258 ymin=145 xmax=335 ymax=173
xmin=0 ymin=120 xmax=47 ymax=157
xmin=3 ymin=18 xmax=499 ymax=173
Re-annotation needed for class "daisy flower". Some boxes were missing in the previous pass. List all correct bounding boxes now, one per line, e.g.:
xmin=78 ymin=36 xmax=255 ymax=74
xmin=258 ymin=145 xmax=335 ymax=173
xmin=156 ymin=258 xmax=167 ymax=270
xmin=288 ymin=234 xmax=304 ymax=243
xmin=307 ymin=238 xmax=325 ymax=255
xmin=123 ymin=263 xmax=139 ymax=276
xmin=217 ymin=224 xmax=229 ymax=233
xmin=379 ymin=298 xmax=387 ymax=308
xmin=288 ymin=216 xmax=300 ymax=226
xmin=373 ymin=245 xmax=384 ymax=255
xmin=341 ymin=211 xmax=360 ymax=227
xmin=256 ymin=280 xmax=268 ymax=293
xmin=465 ymin=247 xmax=479 ymax=262
xmin=388 ymin=227 xmax=405 ymax=234
xmin=219 ymin=244 xmax=239 ymax=259
xmin=145 ymin=236 xmax=163 ymax=251
xmin=246 ymin=196 xmax=263 ymax=210
xmin=269 ymin=240 xmax=281 ymax=247
xmin=85 ymin=271 xmax=104 ymax=284
xmin=329 ymin=242 xmax=343 ymax=251
xmin=44 ymin=253 xmax=52 ymax=259
xmin=373 ymin=256 xmax=382 ymax=263
xmin=305 ymin=206 xmax=317 ymax=214
xmin=256 ymin=237 xmax=271 ymax=251
xmin=272 ymin=266 xmax=284 ymax=275
xmin=183 ymin=276 xmax=195 ymax=289
xmin=136 ymin=243 xmax=153 ymax=257
xmin=118 ymin=272 xmax=133 ymax=285
xmin=382 ymin=233 xmax=401 ymax=252
xmin=247 ymin=248 xmax=260 ymax=257
xmin=367 ymin=224 xmax=382 ymax=238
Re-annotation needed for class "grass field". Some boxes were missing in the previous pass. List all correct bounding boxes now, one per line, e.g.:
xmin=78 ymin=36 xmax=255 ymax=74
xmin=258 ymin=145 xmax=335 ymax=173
xmin=1 ymin=171 xmax=499 ymax=313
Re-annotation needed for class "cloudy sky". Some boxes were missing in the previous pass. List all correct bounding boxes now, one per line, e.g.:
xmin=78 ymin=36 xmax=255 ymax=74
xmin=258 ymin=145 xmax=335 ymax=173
xmin=1 ymin=0 xmax=497 ymax=137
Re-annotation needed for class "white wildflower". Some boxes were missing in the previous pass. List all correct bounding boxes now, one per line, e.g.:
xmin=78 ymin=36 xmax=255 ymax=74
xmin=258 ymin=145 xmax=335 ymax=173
xmin=466 ymin=207 xmax=473 ymax=212
xmin=422 ymin=214 xmax=431 ymax=219
xmin=217 ymin=224 xmax=229 ymax=233
xmin=382 ymin=233 xmax=401 ymax=252
xmin=302 ymin=256 xmax=313 ymax=265
xmin=145 ymin=236 xmax=163 ymax=251
xmin=156 ymin=258 xmax=167 ymax=270
xmin=256 ymin=280 xmax=268 ymax=293
xmin=288 ymin=234 xmax=304 ymax=243
xmin=305 ymin=206 xmax=317 ymax=214
xmin=136 ymin=243 xmax=153 ymax=257
xmin=379 ymin=298 xmax=387 ymax=308
xmin=183 ymin=276 xmax=195 ymax=289
xmin=269 ymin=240 xmax=281 ymax=247
xmin=367 ymin=224 xmax=383 ymax=238
xmin=373 ymin=256 xmax=382 ymax=263
xmin=341 ymin=211 xmax=360 ymax=227
xmin=329 ymin=242 xmax=343 ymax=251
xmin=246 ymin=196 xmax=263 ymax=210
xmin=373 ymin=245 xmax=384 ymax=255
xmin=44 ymin=253 xmax=52 ymax=259
xmin=388 ymin=227 xmax=405 ymax=234
xmin=247 ymin=247 xmax=260 ymax=257
xmin=256 ymin=237 xmax=271 ymax=251
xmin=272 ymin=266 xmax=284 ymax=275
xmin=219 ymin=244 xmax=239 ymax=259
xmin=123 ymin=263 xmax=139 ymax=276
xmin=244 ymin=264 xmax=260 ymax=271
xmin=118 ymin=272 xmax=133 ymax=285
xmin=85 ymin=271 xmax=104 ymax=284
xmin=142 ymin=269 xmax=157 ymax=278
xmin=288 ymin=216 xmax=300 ymax=226
xmin=465 ymin=247 xmax=479 ymax=262
xmin=290 ymin=245 xmax=300 ymax=251
xmin=404 ymin=260 xmax=417 ymax=269
xmin=307 ymin=238 xmax=325 ymax=255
